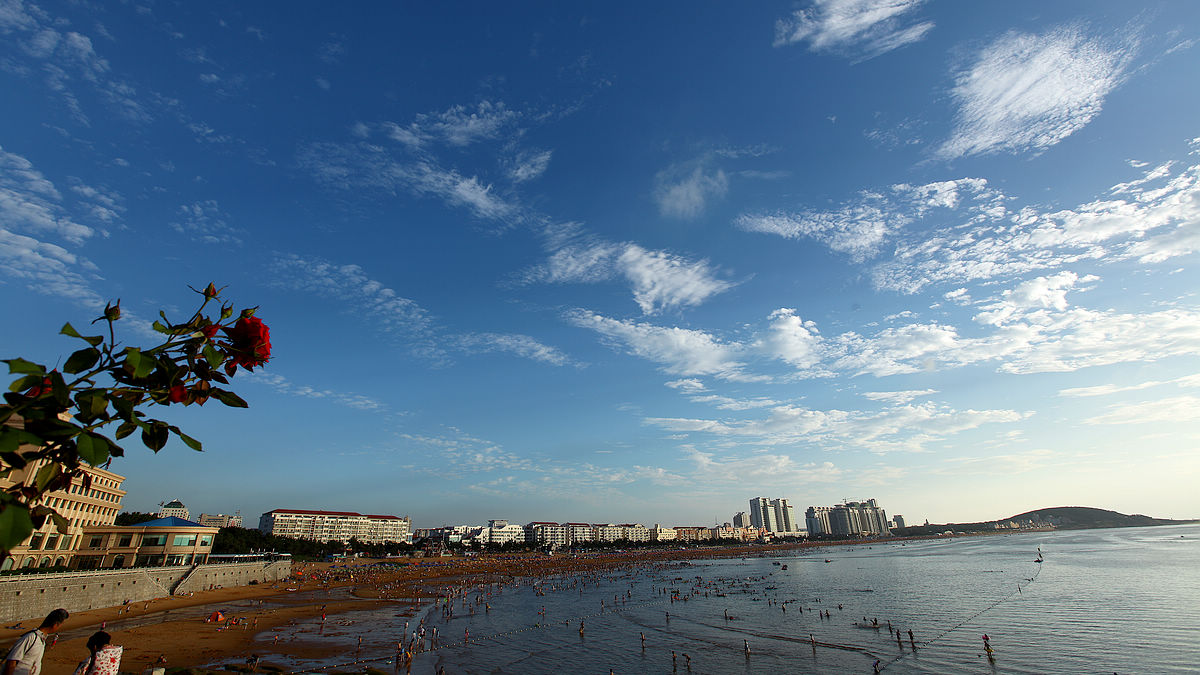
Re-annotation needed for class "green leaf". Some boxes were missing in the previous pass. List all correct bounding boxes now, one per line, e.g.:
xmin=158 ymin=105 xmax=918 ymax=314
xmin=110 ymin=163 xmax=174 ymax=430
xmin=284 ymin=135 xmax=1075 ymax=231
xmin=8 ymin=374 xmax=44 ymax=393
xmin=151 ymin=320 xmax=171 ymax=335
xmin=76 ymin=433 xmax=111 ymax=465
xmin=115 ymin=420 xmax=137 ymax=440
xmin=203 ymin=345 xmax=224 ymax=369
xmin=211 ymin=389 xmax=248 ymax=408
xmin=63 ymin=347 xmax=101 ymax=374
xmin=124 ymin=348 xmax=155 ymax=379
xmin=169 ymin=426 xmax=203 ymax=452
xmin=78 ymin=390 xmax=108 ymax=418
xmin=50 ymin=511 xmax=71 ymax=535
xmin=34 ymin=463 xmax=61 ymax=492
xmin=60 ymin=322 xmax=103 ymax=347
xmin=3 ymin=358 xmax=45 ymax=375
xmin=0 ymin=504 xmax=34 ymax=552
xmin=141 ymin=422 xmax=169 ymax=452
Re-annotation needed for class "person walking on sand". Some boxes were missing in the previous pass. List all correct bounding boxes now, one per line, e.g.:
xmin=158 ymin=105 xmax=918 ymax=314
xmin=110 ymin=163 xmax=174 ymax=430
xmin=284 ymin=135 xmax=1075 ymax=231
xmin=72 ymin=631 xmax=121 ymax=675
xmin=4 ymin=608 xmax=68 ymax=675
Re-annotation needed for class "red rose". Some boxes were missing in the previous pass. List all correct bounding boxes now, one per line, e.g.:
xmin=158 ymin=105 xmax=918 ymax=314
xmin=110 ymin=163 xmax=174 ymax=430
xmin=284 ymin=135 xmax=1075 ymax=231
xmin=201 ymin=325 xmax=219 ymax=340
xmin=26 ymin=376 xmax=54 ymax=397
xmin=222 ymin=315 xmax=271 ymax=373
xmin=168 ymin=385 xmax=187 ymax=403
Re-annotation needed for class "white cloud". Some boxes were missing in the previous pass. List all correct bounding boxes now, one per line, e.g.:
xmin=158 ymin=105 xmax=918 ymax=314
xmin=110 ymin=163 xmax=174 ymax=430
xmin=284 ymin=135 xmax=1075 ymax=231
xmin=507 ymin=149 xmax=552 ymax=183
xmin=271 ymin=253 xmax=435 ymax=342
xmin=939 ymin=26 xmax=1133 ymax=158
xmin=736 ymin=178 xmax=999 ymax=262
xmin=654 ymin=164 xmax=728 ymax=219
xmin=248 ymin=372 xmax=386 ymax=412
xmin=0 ymin=227 xmax=101 ymax=307
xmin=648 ymin=400 xmax=1023 ymax=454
xmin=757 ymin=308 xmax=827 ymax=372
xmin=1084 ymin=395 xmax=1200 ymax=425
xmin=617 ymin=244 xmax=735 ymax=314
xmin=0 ymin=146 xmax=94 ymax=243
xmin=421 ymin=101 xmax=518 ymax=147
xmin=170 ymin=200 xmax=242 ymax=245
xmin=861 ymin=389 xmax=937 ymax=404
xmin=525 ymin=229 xmax=736 ymax=315
xmin=455 ymin=333 xmax=573 ymax=366
xmin=666 ymin=379 xmax=706 ymax=393
xmin=773 ymin=0 xmax=933 ymax=61
xmin=569 ymin=310 xmax=753 ymax=381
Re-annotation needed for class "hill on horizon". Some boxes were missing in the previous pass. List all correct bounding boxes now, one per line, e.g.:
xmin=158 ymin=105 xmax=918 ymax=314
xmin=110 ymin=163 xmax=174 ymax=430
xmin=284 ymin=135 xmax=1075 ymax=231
xmin=1004 ymin=506 xmax=1194 ymax=529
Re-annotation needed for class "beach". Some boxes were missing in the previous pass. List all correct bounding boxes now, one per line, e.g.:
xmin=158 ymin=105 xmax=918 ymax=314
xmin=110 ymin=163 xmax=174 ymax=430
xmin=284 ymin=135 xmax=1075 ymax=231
xmin=14 ymin=541 xmax=848 ymax=674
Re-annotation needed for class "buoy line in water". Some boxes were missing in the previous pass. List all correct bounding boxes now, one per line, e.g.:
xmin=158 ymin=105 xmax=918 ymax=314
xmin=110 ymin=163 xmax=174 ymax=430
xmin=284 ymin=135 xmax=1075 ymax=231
xmin=876 ymin=560 xmax=1044 ymax=672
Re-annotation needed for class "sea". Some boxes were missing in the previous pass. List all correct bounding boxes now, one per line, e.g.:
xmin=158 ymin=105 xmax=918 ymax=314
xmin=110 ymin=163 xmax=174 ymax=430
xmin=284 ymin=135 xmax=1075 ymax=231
xmin=239 ymin=523 xmax=1199 ymax=675
xmin=58 ymin=524 xmax=1195 ymax=674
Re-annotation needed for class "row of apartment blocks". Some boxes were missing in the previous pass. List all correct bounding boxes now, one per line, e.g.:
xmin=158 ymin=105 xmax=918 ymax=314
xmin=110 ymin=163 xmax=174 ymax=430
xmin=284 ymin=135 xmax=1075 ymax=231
xmin=258 ymin=509 xmax=412 ymax=544
xmin=413 ymin=520 xmax=773 ymax=548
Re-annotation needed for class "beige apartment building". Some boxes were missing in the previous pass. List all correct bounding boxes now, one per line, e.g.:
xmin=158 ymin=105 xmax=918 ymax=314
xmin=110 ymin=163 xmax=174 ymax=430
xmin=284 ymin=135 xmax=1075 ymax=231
xmin=0 ymin=429 xmax=128 ymax=570
xmin=259 ymin=508 xmax=411 ymax=544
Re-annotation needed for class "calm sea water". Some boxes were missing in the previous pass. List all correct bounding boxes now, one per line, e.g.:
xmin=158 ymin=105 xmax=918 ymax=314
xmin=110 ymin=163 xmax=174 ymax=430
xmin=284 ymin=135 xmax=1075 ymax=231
xmin=248 ymin=524 xmax=1199 ymax=674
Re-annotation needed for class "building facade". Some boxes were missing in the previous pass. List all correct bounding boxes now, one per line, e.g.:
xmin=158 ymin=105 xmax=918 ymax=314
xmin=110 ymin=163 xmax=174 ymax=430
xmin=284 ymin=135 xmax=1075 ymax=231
xmin=807 ymin=500 xmax=890 ymax=537
xmin=525 ymin=522 xmax=569 ymax=548
xmin=259 ymin=509 xmax=412 ymax=544
xmin=158 ymin=499 xmax=190 ymax=520
xmin=71 ymin=517 xmax=218 ymax=569
xmin=0 ymin=451 xmax=127 ymax=571
xmin=750 ymin=497 xmax=798 ymax=534
xmin=198 ymin=513 xmax=243 ymax=528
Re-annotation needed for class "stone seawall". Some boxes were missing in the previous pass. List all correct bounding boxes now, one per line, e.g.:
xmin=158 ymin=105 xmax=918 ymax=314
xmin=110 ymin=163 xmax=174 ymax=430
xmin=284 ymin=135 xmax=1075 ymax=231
xmin=0 ymin=561 xmax=291 ymax=623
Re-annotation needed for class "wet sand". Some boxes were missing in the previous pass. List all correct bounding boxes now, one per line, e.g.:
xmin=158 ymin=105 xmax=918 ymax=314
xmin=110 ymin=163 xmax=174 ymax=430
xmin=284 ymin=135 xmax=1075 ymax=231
xmin=12 ymin=539 xmax=888 ymax=674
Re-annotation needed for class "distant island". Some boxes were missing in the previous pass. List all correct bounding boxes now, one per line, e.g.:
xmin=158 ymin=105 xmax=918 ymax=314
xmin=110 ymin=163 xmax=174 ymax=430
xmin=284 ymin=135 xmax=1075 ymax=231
xmin=893 ymin=506 xmax=1197 ymax=537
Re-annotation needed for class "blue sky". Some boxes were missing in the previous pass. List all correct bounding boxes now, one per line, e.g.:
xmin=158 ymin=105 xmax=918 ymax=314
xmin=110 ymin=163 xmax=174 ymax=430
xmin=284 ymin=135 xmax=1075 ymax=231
xmin=3 ymin=1 xmax=1199 ymax=527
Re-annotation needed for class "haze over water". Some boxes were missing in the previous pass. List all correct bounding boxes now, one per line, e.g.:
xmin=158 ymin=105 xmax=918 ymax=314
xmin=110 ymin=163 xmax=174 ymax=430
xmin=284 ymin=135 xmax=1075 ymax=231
xmin=238 ymin=524 xmax=1199 ymax=674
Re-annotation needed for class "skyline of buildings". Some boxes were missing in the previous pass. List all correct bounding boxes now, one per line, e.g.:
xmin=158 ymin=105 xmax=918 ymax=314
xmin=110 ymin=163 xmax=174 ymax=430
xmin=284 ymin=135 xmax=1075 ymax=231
xmin=806 ymin=499 xmax=891 ymax=537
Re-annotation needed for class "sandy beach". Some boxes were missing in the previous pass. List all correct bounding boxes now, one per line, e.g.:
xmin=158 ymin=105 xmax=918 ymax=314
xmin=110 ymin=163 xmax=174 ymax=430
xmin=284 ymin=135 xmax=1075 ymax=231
xmin=10 ymin=540 xmax=881 ymax=674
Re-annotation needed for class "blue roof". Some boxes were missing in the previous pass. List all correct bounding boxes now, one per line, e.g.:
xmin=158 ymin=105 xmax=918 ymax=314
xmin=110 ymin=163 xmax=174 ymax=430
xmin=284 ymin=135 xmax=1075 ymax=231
xmin=129 ymin=517 xmax=205 ymax=527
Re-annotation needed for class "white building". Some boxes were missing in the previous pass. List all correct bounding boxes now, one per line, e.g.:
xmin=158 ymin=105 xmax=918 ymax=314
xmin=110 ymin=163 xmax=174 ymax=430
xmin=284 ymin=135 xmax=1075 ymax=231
xmin=750 ymin=497 xmax=799 ymax=534
xmin=621 ymin=523 xmax=650 ymax=542
xmin=594 ymin=524 xmax=624 ymax=543
xmin=525 ymin=522 xmax=569 ymax=548
xmin=158 ymin=499 xmax=190 ymax=520
xmin=258 ymin=509 xmax=412 ymax=544
xmin=479 ymin=519 xmax=526 ymax=545
xmin=649 ymin=525 xmax=676 ymax=541
xmin=563 ymin=522 xmax=594 ymax=545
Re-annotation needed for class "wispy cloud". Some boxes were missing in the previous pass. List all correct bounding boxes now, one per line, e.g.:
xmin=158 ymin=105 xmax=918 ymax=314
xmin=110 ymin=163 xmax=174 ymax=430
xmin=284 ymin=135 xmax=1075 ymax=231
xmin=862 ymin=389 xmax=937 ymax=404
xmin=736 ymin=178 xmax=999 ymax=262
xmin=248 ymin=372 xmax=387 ymax=412
xmin=1059 ymin=374 xmax=1200 ymax=398
xmin=648 ymin=400 xmax=1024 ymax=454
xmin=0 ymin=146 xmax=95 ymax=243
xmin=170 ymin=200 xmax=243 ymax=245
xmin=0 ymin=227 xmax=101 ymax=308
xmin=526 ymin=226 xmax=737 ymax=315
xmin=1084 ymin=395 xmax=1200 ymax=425
xmin=506 ymin=149 xmax=552 ymax=183
xmin=654 ymin=163 xmax=728 ymax=220
xmin=568 ymin=310 xmax=754 ymax=381
xmin=773 ymin=0 xmax=933 ymax=61
xmin=455 ymin=333 xmax=574 ymax=367
xmin=938 ymin=25 xmax=1134 ymax=159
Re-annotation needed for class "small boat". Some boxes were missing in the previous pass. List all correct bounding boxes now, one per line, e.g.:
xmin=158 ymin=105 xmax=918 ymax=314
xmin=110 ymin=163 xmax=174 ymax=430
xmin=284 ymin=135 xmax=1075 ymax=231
xmin=824 ymin=559 xmax=831 ymax=563
xmin=781 ymin=565 xmax=787 ymax=570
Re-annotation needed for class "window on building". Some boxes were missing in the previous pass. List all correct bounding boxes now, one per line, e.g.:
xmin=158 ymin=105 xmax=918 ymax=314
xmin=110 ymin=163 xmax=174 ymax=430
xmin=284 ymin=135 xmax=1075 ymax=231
xmin=142 ymin=534 xmax=167 ymax=546
xmin=60 ymin=536 xmax=72 ymax=550
xmin=44 ymin=534 xmax=58 ymax=550
xmin=88 ymin=536 xmax=104 ymax=548
xmin=199 ymin=535 xmax=213 ymax=547
xmin=172 ymin=534 xmax=197 ymax=547
xmin=118 ymin=535 xmax=133 ymax=547
xmin=29 ymin=533 xmax=45 ymax=550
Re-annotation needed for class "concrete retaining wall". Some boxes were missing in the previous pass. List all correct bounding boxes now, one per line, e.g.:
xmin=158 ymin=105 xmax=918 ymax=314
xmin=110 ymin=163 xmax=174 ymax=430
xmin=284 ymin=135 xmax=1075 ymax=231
xmin=0 ymin=561 xmax=291 ymax=623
